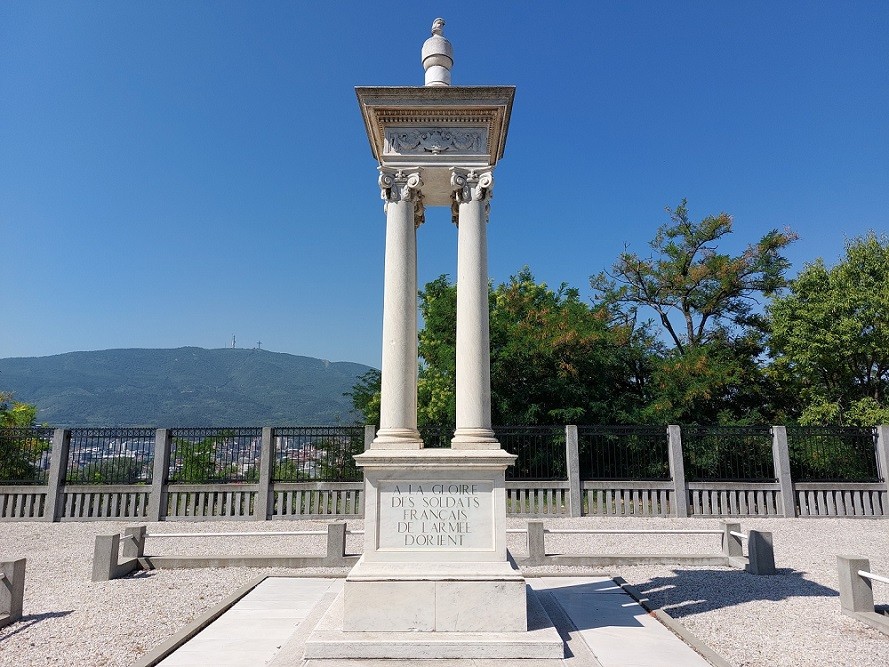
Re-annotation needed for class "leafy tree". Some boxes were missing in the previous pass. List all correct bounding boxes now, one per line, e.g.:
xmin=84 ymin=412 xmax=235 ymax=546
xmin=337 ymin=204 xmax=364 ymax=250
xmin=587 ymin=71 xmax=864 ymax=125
xmin=768 ymin=233 xmax=889 ymax=425
xmin=351 ymin=269 xmax=646 ymax=427
xmin=0 ymin=391 xmax=37 ymax=428
xmin=591 ymin=200 xmax=797 ymax=424
xmin=347 ymin=369 xmax=381 ymax=426
xmin=592 ymin=199 xmax=797 ymax=352
xmin=0 ymin=392 xmax=47 ymax=484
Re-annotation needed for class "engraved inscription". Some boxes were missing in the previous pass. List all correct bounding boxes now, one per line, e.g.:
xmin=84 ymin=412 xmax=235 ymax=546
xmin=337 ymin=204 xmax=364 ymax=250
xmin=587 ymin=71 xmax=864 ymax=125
xmin=378 ymin=481 xmax=493 ymax=550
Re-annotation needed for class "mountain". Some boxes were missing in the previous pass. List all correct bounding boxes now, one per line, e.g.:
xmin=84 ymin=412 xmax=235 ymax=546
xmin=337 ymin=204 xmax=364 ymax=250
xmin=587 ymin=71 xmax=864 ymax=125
xmin=0 ymin=348 xmax=374 ymax=427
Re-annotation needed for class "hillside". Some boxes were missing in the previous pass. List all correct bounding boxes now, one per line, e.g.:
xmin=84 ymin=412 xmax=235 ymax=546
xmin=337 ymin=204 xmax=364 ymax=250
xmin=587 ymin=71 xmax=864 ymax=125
xmin=0 ymin=348 xmax=374 ymax=427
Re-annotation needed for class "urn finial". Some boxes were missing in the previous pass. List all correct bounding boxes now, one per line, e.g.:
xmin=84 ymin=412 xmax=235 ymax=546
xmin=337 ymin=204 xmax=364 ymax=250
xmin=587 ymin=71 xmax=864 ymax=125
xmin=422 ymin=18 xmax=453 ymax=87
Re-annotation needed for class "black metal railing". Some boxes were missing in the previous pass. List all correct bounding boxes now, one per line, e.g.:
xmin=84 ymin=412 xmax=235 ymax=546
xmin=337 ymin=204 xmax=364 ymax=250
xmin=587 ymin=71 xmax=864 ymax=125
xmin=168 ymin=427 xmax=262 ymax=483
xmin=0 ymin=427 xmax=53 ymax=485
xmin=498 ymin=425 xmax=566 ymax=480
xmin=273 ymin=426 xmax=365 ymax=482
xmin=66 ymin=428 xmax=155 ymax=484
xmin=787 ymin=426 xmax=880 ymax=482
xmin=418 ymin=424 xmax=453 ymax=449
xmin=683 ymin=426 xmax=775 ymax=482
xmin=578 ymin=425 xmax=670 ymax=480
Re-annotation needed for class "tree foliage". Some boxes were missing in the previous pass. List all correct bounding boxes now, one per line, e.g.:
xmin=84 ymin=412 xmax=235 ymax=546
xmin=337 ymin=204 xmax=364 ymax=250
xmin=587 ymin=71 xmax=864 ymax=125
xmin=0 ymin=392 xmax=46 ymax=484
xmin=591 ymin=199 xmax=797 ymax=352
xmin=591 ymin=200 xmax=797 ymax=424
xmin=769 ymin=233 xmax=889 ymax=425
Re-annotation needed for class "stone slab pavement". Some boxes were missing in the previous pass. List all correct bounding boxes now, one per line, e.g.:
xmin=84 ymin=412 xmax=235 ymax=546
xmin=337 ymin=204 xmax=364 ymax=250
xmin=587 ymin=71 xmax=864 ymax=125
xmin=155 ymin=576 xmax=715 ymax=667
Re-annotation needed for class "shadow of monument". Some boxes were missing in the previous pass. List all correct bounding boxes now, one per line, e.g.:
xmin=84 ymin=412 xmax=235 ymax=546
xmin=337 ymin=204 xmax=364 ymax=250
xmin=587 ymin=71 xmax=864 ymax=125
xmin=0 ymin=610 xmax=74 ymax=640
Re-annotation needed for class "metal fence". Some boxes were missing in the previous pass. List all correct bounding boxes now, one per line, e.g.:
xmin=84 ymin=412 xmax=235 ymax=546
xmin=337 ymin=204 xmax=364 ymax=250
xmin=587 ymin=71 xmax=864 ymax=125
xmin=682 ymin=426 xmax=776 ymax=482
xmin=578 ymin=425 xmax=670 ymax=480
xmin=418 ymin=424 xmax=453 ymax=449
xmin=66 ymin=428 xmax=155 ymax=484
xmin=168 ymin=428 xmax=262 ymax=483
xmin=0 ymin=427 xmax=53 ymax=485
xmin=787 ymin=426 xmax=881 ymax=482
xmin=273 ymin=426 xmax=365 ymax=482
xmin=498 ymin=425 xmax=566 ymax=480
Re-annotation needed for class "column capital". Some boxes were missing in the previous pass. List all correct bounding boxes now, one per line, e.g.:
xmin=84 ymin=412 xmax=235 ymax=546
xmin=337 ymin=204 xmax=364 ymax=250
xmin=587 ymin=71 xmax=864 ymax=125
xmin=450 ymin=168 xmax=493 ymax=225
xmin=379 ymin=168 xmax=425 ymax=227
xmin=450 ymin=167 xmax=493 ymax=202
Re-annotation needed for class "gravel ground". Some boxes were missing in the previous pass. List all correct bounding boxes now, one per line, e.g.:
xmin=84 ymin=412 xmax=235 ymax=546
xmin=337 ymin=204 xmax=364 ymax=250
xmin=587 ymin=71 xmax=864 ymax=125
xmin=0 ymin=516 xmax=886 ymax=666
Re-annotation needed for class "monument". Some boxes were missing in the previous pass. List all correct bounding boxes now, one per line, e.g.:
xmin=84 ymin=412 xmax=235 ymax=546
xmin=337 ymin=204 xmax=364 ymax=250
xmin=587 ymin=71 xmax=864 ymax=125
xmin=304 ymin=19 xmax=563 ymax=660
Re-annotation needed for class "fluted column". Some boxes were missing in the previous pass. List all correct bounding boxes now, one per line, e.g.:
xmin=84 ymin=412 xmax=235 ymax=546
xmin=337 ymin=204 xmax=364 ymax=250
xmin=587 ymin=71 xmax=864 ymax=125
xmin=373 ymin=169 xmax=425 ymax=449
xmin=451 ymin=169 xmax=499 ymax=449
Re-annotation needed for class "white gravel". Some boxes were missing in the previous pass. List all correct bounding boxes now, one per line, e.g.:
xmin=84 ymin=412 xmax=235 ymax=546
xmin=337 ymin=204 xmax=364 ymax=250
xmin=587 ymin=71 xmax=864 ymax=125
xmin=0 ymin=516 xmax=887 ymax=666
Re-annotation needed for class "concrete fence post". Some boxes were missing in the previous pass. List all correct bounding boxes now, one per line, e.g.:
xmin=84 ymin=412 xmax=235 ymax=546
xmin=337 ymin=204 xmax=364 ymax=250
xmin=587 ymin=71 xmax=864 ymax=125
xmin=122 ymin=525 xmax=146 ymax=559
xmin=92 ymin=533 xmax=140 ymax=581
xmin=875 ymin=426 xmax=889 ymax=496
xmin=325 ymin=522 xmax=348 ymax=565
xmin=254 ymin=427 xmax=275 ymax=521
xmin=0 ymin=558 xmax=26 ymax=627
xmin=92 ymin=534 xmax=122 ymax=582
xmin=747 ymin=530 xmax=776 ymax=575
xmin=566 ymin=425 xmax=582 ymax=517
xmin=771 ymin=426 xmax=796 ymax=517
xmin=147 ymin=429 xmax=171 ymax=522
xmin=527 ymin=520 xmax=546 ymax=565
xmin=837 ymin=556 xmax=874 ymax=614
xmin=44 ymin=428 xmax=70 ymax=522
xmin=667 ymin=425 xmax=688 ymax=518
xmin=721 ymin=521 xmax=743 ymax=558
xmin=364 ymin=425 xmax=376 ymax=452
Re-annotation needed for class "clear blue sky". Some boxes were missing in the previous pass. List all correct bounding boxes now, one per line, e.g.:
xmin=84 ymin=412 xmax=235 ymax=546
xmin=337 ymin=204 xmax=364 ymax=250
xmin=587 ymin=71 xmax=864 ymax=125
xmin=2 ymin=2 xmax=887 ymax=369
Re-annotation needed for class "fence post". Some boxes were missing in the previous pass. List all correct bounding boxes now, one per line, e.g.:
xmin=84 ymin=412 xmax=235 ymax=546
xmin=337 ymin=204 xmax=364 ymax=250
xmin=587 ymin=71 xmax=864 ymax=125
xmin=44 ymin=428 xmax=70 ymax=522
xmin=771 ymin=426 xmax=796 ymax=517
xmin=254 ymin=427 xmax=275 ymax=521
xmin=325 ymin=522 xmax=348 ymax=565
xmin=721 ymin=521 xmax=743 ymax=558
xmin=667 ymin=425 xmax=688 ymax=518
xmin=876 ymin=426 xmax=889 ymax=496
xmin=565 ymin=425 xmax=582 ymax=517
xmin=0 ymin=558 xmax=26 ymax=627
xmin=527 ymin=520 xmax=546 ymax=565
xmin=147 ymin=429 xmax=171 ymax=522
xmin=747 ymin=530 xmax=776 ymax=575
xmin=837 ymin=556 xmax=874 ymax=614
xmin=364 ymin=425 xmax=376 ymax=452
xmin=122 ymin=525 xmax=146 ymax=559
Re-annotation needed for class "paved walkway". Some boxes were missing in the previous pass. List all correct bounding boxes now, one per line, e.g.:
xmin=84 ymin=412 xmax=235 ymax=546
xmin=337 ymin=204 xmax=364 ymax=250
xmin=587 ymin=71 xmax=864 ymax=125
xmin=156 ymin=576 xmax=715 ymax=667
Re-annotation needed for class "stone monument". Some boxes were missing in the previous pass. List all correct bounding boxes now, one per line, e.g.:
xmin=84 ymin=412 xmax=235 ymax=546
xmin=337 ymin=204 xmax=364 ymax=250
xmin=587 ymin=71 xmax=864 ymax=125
xmin=304 ymin=19 xmax=563 ymax=660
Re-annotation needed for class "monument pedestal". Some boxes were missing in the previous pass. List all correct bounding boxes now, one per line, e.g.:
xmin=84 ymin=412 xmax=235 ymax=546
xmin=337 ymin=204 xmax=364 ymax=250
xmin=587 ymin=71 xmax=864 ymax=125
xmin=303 ymin=448 xmax=563 ymax=659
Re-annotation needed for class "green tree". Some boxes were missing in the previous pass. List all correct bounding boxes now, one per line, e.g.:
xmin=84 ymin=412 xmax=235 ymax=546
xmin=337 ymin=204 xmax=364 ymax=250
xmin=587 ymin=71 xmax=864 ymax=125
xmin=768 ymin=232 xmax=889 ymax=425
xmin=350 ymin=269 xmax=646 ymax=427
xmin=0 ymin=392 xmax=46 ymax=483
xmin=347 ymin=369 xmax=381 ymax=426
xmin=592 ymin=200 xmax=797 ymax=424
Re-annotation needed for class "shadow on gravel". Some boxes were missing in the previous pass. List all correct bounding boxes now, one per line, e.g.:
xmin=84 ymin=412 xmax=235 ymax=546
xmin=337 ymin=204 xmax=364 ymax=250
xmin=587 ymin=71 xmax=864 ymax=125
xmin=0 ymin=610 xmax=73 ymax=640
xmin=629 ymin=568 xmax=838 ymax=618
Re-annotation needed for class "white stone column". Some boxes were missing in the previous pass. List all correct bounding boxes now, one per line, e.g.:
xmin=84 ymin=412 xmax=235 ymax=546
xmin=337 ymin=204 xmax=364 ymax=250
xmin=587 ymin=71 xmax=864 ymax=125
xmin=373 ymin=169 xmax=424 ymax=449
xmin=451 ymin=169 xmax=499 ymax=449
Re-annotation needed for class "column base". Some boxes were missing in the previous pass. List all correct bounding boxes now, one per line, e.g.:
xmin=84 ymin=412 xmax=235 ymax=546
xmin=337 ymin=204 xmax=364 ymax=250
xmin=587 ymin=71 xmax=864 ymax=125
xmin=451 ymin=427 xmax=500 ymax=450
xmin=372 ymin=427 xmax=423 ymax=450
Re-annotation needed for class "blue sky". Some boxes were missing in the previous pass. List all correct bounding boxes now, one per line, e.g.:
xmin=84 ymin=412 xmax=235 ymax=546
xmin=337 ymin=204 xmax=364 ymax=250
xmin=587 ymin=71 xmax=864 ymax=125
xmin=2 ymin=2 xmax=887 ymax=369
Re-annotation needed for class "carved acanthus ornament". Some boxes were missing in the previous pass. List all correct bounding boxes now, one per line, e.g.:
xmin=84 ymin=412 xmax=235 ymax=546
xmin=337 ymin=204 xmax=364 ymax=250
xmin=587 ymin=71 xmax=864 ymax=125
xmin=379 ymin=169 xmax=425 ymax=227
xmin=450 ymin=169 xmax=493 ymax=224
xmin=385 ymin=128 xmax=485 ymax=155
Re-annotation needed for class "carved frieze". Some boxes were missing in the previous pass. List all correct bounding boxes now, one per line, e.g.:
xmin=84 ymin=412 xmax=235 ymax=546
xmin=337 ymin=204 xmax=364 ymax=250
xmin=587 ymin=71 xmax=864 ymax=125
xmin=384 ymin=128 xmax=487 ymax=156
